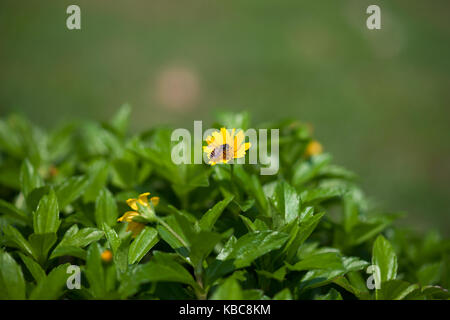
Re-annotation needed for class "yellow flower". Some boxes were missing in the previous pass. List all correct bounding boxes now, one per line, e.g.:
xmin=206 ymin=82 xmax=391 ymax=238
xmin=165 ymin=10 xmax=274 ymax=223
xmin=305 ymin=140 xmax=323 ymax=157
xmin=117 ymin=192 xmax=160 ymax=237
xmin=101 ymin=249 xmax=113 ymax=262
xmin=203 ymin=128 xmax=251 ymax=165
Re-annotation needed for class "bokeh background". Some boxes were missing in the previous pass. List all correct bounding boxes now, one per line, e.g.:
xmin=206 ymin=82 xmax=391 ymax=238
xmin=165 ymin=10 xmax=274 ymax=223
xmin=0 ymin=0 xmax=449 ymax=235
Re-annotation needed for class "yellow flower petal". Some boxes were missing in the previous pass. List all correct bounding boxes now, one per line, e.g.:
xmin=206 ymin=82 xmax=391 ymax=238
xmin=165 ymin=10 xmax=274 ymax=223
xmin=150 ymin=196 xmax=160 ymax=206
xmin=117 ymin=211 xmax=139 ymax=222
xmin=126 ymin=198 xmax=138 ymax=211
xmin=138 ymin=192 xmax=150 ymax=206
xmin=211 ymin=130 xmax=224 ymax=145
xmin=206 ymin=135 xmax=214 ymax=144
xmin=234 ymin=130 xmax=245 ymax=148
xmin=220 ymin=128 xmax=228 ymax=145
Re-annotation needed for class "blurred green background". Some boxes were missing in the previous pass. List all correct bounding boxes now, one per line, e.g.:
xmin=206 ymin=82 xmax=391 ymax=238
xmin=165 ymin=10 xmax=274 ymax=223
xmin=0 ymin=0 xmax=449 ymax=234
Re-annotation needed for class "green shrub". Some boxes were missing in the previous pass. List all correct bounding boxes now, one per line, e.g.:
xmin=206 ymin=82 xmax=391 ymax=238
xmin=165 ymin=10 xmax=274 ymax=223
xmin=0 ymin=107 xmax=448 ymax=300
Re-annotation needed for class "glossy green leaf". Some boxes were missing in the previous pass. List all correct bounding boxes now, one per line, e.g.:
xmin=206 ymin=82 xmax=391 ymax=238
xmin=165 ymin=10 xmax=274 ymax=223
xmin=198 ymin=195 xmax=233 ymax=231
xmin=95 ymin=188 xmax=118 ymax=228
xmin=273 ymin=288 xmax=292 ymax=300
xmin=29 ymin=263 xmax=71 ymax=300
xmin=221 ymin=230 xmax=289 ymax=268
xmin=133 ymin=251 xmax=197 ymax=288
xmin=287 ymin=252 xmax=344 ymax=271
xmin=376 ymin=280 xmax=419 ymax=300
xmin=33 ymin=189 xmax=60 ymax=234
xmin=83 ymin=160 xmax=110 ymax=202
xmin=372 ymin=235 xmax=398 ymax=287
xmin=0 ymin=250 xmax=26 ymax=299
xmin=18 ymin=252 xmax=46 ymax=283
xmin=55 ymin=176 xmax=89 ymax=208
xmin=20 ymin=159 xmax=43 ymax=198
xmin=128 ymin=226 xmax=159 ymax=264
xmin=3 ymin=225 xmax=36 ymax=259
xmin=50 ymin=225 xmax=104 ymax=259
xmin=210 ymin=277 xmax=243 ymax=300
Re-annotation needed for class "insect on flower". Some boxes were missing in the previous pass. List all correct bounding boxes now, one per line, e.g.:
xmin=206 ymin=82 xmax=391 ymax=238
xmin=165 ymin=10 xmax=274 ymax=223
xmin=117 ymin=192 xmax=160 ymax=237
xmin=203 ymin=128 xmax=251 ymax=165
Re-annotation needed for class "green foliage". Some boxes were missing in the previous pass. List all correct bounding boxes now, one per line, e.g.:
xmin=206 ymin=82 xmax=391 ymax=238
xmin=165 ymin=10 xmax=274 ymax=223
xmin=0 ymin=109 xmax=448 ymax=300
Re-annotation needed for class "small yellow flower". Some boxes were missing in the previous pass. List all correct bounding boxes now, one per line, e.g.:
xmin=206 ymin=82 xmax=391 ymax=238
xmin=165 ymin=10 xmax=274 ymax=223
xmin=117 ymin=192 xmax=160 ymax=237
xmin=203 ymin=128 xmax=251 ymax=165
xmin=304 ymin=140 xmax=323 ymax=157
xmin=101 ymin=249 xmax=113 ymax=262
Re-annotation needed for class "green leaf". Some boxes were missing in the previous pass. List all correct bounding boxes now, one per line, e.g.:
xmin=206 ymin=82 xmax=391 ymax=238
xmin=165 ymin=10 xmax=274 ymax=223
xmin=133 ymin=251 xmax=197 ymax=288
xmin=111 ymin=157 xmax=137 ymax=189
xmin=256 ymin=267 xmax=287 ymax=282
xmin=300 ymin=186 xmax=343 ymax=205
xmin=33 ymin=188 xmax=60 ymax=234
xmin=50 ymin=225 xmax=104 ymax=259
xmin=333 ymin=275 xmax=370 ymax=300
xmin=239 ymin=215 xmax=257 ymax=232
xmin=85 ymin=243 xmax=106 ymax=297
xmin=233 ymin=166 xmax=269 ymax=215
xmin=287 ymin=252 xmax=344 ymax=271
xmin=18 ymin=252 xmax=46 ymax=283
xmin=102 ymin=224 xmax=129 ymax=273
xmin=29 ymin=233 xmax=57 ymax=264
xmin=273 ymin=288 xmax=292 ymax=300
xmin=198 ymin=195 xmax=234 ymax=231
xmin=110 ymin=103 xmax=131 ymax=137
xmin=189 ymin=231 xmax=222 ymax=268
xmin=416 ymin=262 xmax=442 ymax=286
xmin=376 ymin=280 xmax=419 ymax=300
xmin=0 ymin=118 xmax=24 ymax=158
xmin=300 ymin=268 xmax=347 ymax=291
xmin=211 ymin=277 xmax=243 ymax=300
xmin=156 ymin=216 xmax=189 ymax=257
xmin=128 ymin=226 xmax=159 ymax=264
xmin=0 ymin=199 xmax=29 ymax=225
xmin=3 ymin=225 xmax=36 ymax=259
xmin=95 ymin=188 xmax=118 ymax=228
xmin=215 ymin=111 xmax=250 ymax=130
xmin=0 ymin=250 xmax=26 ymax=299
xmin=292 ymin=153 xmax=331 ymax=186
xmin=221 ymin=230 xmax=289 ymax=268
xmin=55 ymin=175 xmax=89 ymax=208
xmin=271 ymin=180 xmax=300 ymax=227
xmin=342 ymin=256 xmax=370 ymax=272
xmin=103 ymin=223 xmax=121 ymax=253
xmin=26 ymin=186 xmax=50 ymax=213
xmin=83 ymin=160 xmax=110 ymax=202
xmin=372 ymin=235 xmax=398 ymax=287
xmin=20 ymin=159 xmax=43 ymax=198
xmin=315 ymin=288 xmax=343 ymax=300
xmin=285 ymin=212 xmax=325 ymax=261
xmin=343 ymin=191 xmax=360 ymax=233
xmin=29 ymin=263 xmax=71 ymax=299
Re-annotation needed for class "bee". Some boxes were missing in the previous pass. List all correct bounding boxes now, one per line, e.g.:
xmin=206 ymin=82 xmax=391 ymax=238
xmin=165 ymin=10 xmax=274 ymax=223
xmin=210 ymin=144 xmax=232 ymax=162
